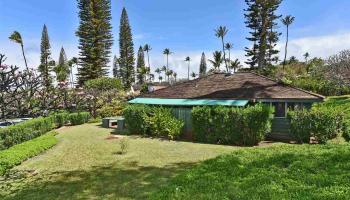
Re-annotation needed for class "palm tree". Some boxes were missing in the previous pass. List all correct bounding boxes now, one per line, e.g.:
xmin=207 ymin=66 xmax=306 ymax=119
xmin=143 ymin=44 xmax=152 ymax=69
xmin=225 ymin=43 xmax=233 ymax=61
xmin=163 ymin=48 xmax=172 ymax=72
xmin=282 ymin=15 xmax=295 ymax=70
xmin=215 ymin=26 xmax=228 ymax=72
xmin=229 ymin=59 xmax=241 ymax=73
xmin=173 ymin=72 xmax=177 ymax=83
xmin=68 ymin=57 xmax=78 ymax=88
xmin=208 ymin=51 xmax=223 ymax=71
xmin=165 ymin=70 xmax=173 ymax=83
xmin=9 ymin=31 xmax=28 ymax=70
xmin=303 ymin=52 xmax=310 ymax=64
xmin=161 ymin=65 xmax=167 ymax=81
xmin=191 ymin=72 xmax=197 ymax=79
xmin=155 ymin=68 xmax=162 ymax=82
xmin=185 ymin=56 xmax=191 ymax=80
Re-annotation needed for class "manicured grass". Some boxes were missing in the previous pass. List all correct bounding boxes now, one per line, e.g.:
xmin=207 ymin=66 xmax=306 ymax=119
xmin=0 ymin=131 xmax=58 ymax=175
xmin=0 ymin=123 xmax=236 ymax=200
xmin=151 ymin=144 xmax=350 ymax=200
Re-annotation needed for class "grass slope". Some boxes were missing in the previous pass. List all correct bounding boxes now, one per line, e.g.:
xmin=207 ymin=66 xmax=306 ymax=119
xmin=151 ymin=144 xmax=350 ymax=200
xmin=0 ymin=123 xmax=236 ymax=200
xmin=0 ymin=131 xmax=57 ymax=175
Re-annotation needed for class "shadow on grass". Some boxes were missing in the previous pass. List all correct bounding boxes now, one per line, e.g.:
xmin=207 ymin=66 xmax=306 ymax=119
xmin=2 ymin=162 xmax=196 ymax=200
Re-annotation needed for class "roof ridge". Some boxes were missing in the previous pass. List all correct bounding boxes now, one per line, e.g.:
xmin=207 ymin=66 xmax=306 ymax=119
xmin=250 ymin=72 xmax=325 ymax=99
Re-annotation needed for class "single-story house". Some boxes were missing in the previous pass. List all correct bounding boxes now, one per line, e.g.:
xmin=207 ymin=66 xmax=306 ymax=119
xmin=129 ymin=72 xmax=325 ymax=140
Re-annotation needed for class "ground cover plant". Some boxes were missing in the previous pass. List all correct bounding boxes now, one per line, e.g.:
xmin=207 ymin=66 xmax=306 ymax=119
xmin=0 ymin=131 xmax=58 ymax=175
xmin=151 ymin=144 xmax=350 ymax=200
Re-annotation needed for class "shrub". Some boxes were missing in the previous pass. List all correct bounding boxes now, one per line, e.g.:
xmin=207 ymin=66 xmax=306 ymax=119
xmin=97 ymin=100 xmax=125 ymax=118
xmin=118 ymin=138 xmax=129 ymax=155
xmin=0 ymin=131 xmax=58 ymax=175
xmin=288 ymin=107 xmax=345 ymax=144
xmin=192 ymin=104 xmax=273 ymax=146
xmin=0 ymin=116 xmax=55 ymax=150
xmin=52 ymin=112 xmax=70 ymax=128
xmin=147 ymin=107 xmax=184 ymax=139
xmin=69 ymin=112 xmax=91 ymax=125
xmin=123 ymin=105 xmax=151 ymax=135
xmin=123 ymin=105 xmax=184 ymax=139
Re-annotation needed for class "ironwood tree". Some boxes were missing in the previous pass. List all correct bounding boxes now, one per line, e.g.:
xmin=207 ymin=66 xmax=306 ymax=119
xmin=54 ymin=47 xmax=70 ymax=82
xmin=39 ymin=24 xmax=54 ymax=88
xmin=136 ymin=46 xmax=146 ymax=84
xmin=244 ymin=0 xmax=282 ymax=69
xmin=199 ymin=52 xmax=207 ymax=77
xmin=119 ymin=7 xmax=135 ymax=90
xmin=76 ymin=0 xmax=113 ymax=86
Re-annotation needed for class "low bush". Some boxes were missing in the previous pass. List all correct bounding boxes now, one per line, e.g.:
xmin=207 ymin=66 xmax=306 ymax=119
xmin=0 ymin=131 xmax=58 ymax=175
xmin=0 ymin=117 xmax=55 ymax=150
xmin=97 ymin=100 xmax=125 ymax=118
xmin=52 ymin=112 xmax=70 ymax=128
xmin=192 ymin=104 xmax=273 ymax=146
xmin=288 ymin=107 xmax=345 ymax=144
xmin=123 ymin=105 xmax=151 ymax=135
xmin=123 ymin=105 xmax=184 ymax=139
xmin=68 ymin=112 xmax=91 ymax=125
xmin=147 ymin=107 xmax=184 ymax=139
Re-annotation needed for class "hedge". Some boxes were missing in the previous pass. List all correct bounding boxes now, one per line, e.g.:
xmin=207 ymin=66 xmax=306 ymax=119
xmin=192 ymin=104 xmax=274 ymax=146
xmin=0 ymin=116 xmax=55 ymax=150
xmin=0 ymin=112 xmax=90 ymax=150
xmin=288 ymin=107 xmax=347 ymax=144
xmin=0 ymin=131 xmax=58 ymax=175
xmin=123 ymin=105 xmax=184 ymax=139
xmin=68 ymin=112 xmax=91 ymax=125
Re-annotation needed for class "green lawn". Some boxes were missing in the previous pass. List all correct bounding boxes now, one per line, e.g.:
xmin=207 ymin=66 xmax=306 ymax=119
xmin=0 ymin=123 xmax=236 ymax=200
xmin=152 ymin=144 xmax=350 ymax=200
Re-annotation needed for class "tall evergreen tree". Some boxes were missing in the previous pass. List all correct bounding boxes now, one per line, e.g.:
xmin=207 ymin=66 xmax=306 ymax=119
xmin=112 ymin=55 xmax=120 ymax=78
xmin=199 ymin=52 xmax=207 ymax=77
xmin=244 ymin=0 xmax=282 ymax=69
xmin=136 ymin=46 xmax=146 ymax=84
xmin=119 ymin=7 xmax=135 ymax=90
xmin=76 ymin=0 xmax=113 ymax=85
xmin=54 ymin=47 xmax=70 ymax=82
xmin=39 ymin=24 xmax=53 ymax=88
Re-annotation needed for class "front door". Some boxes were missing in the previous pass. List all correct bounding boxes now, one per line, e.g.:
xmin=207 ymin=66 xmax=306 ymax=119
xmin=274 ymin=102 xmax=286 ymax=118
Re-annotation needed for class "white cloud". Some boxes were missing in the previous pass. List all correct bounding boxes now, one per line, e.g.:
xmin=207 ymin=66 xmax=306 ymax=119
xmin=277 ymin=32 xmax=350 ymax=60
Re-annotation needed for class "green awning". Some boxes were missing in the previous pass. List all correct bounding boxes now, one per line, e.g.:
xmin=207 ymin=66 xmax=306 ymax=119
xmin=129 ymin=98 xmax=249 ymax=107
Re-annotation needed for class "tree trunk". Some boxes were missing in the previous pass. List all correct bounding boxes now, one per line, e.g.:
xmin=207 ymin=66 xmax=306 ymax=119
xmin=188 ymin=61 xmax=190 ymax=80
xmin=283 ymin=25 xmax=289 ymax=70
xmin=21 ymin=44 xmax=28 ymax=70
xmin=221 ymin=37 xmax=228 ymax=72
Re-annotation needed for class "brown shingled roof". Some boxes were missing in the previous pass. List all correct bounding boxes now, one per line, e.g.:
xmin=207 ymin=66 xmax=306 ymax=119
xmin=141 ymin=72 xmax=324 ymax=101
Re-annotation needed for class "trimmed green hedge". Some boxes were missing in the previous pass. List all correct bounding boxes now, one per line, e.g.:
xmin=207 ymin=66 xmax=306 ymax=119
xmin=68 ymin=112 xmax=91 ymax=125
xmin=123 ymin=105 xmax=184 ymax=139
xmin=192 ymin=104 xmax=274 ymax=146
xmin=52 ymin=112 xmax=70 ymax=128
xmin=0 ymin=117 xmax=55 ymax=150
xmin=0 ymin=112 xmax=90 ymax=150
xmin=0 ymin=131 xmax=58 ymax=175
xmin=288 ymin=107 xmax=347 ymax=144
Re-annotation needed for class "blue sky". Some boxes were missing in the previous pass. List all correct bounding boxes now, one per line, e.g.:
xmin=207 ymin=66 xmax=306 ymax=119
xmin=1 ymin=0 xmax=350 ymax=78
